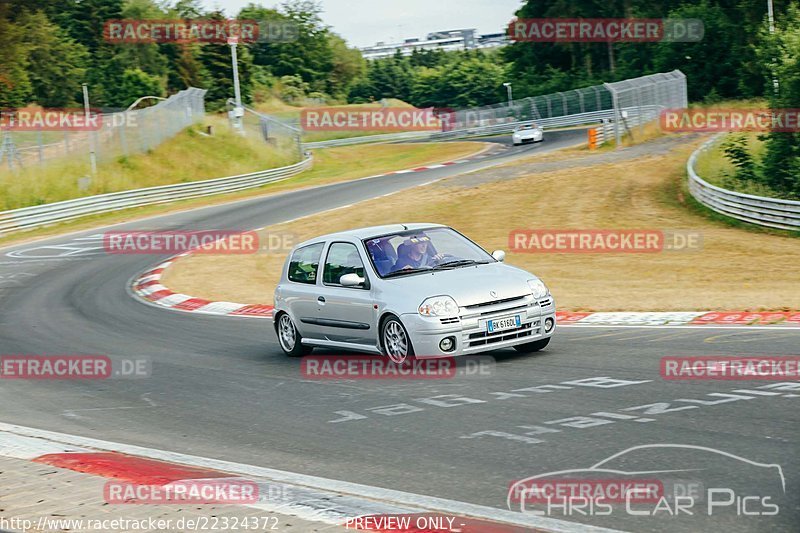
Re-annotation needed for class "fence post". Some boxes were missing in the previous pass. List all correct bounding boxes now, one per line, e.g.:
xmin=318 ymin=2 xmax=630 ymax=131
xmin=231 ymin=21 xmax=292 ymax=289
xmin=37 ymin=129 xmax=44 ymax=164
xmin=604 ymin=83 xmax=621 ymax=147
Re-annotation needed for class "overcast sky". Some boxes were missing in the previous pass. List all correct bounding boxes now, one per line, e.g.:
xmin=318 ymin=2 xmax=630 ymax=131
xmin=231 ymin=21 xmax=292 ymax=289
xmin=200 ymin=0 xmax=524 ymax=47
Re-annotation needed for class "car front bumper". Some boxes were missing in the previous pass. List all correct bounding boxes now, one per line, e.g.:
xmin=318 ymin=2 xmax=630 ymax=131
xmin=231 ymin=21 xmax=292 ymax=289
xmin=400 ymin=296 xmax=556 ymax=357
xmin=513 ymin=131 xmax=543 ymax=144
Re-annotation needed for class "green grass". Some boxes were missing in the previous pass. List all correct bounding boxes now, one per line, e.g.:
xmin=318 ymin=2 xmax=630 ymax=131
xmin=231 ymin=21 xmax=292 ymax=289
xmin=252 ymin=97 xmax=429 ymax=142
xmin=0 ymin=115 xmax=297 ymax=211
xmin=0 ymin=141 xmax=484 ymax=248
xmin=691 ymin=132 xmax=789 ymax=198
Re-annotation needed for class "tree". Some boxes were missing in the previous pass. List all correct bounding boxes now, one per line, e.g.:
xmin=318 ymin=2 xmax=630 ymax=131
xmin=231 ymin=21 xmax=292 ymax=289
xmin=17 ymin=11 xmax=89 ymax=107
xmin=199 ymin=12 xmax=254 ymax=110
xmin=758 ymin=3 xmax=800 ymax=197
xmin=653 ymin=0 xmax=762 ymax=101
xmin=328 ymin=34 xmax=366 ymax=99
xmin=241 ymin=1 xmax=335 ymax=94
xmin=0 ymin=5 xmax=33 ymax=107
xmin=118 ymin=68 xmax=164 ymax=107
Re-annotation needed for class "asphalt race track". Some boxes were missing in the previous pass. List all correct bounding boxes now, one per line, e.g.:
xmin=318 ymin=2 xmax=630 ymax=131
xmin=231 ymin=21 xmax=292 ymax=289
xmin=1 ymin=130 xmax=798 ymax=532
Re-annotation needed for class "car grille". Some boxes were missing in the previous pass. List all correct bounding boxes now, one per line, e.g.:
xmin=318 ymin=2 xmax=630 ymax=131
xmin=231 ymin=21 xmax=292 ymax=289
xmin=464 ymin=295 xmax=527 ymax=309
xmin=440 ymin=317 xmax=460 ymax=325
xmin=538 ymin=297 xmax=553 ymax=308
xmin=460 ymin=294 xmax=541 ymax=349
xmin=467 ymin=321 xmax=539 ymax=347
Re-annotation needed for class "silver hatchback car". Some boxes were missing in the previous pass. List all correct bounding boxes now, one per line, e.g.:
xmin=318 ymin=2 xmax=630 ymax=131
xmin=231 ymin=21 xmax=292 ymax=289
xmin=273 ymin=224 xmax=556 ymax=361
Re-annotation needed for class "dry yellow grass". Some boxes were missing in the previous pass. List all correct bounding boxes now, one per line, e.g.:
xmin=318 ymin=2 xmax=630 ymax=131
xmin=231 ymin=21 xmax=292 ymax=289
xmin=162 ymin=137 xmax=800 ymax=311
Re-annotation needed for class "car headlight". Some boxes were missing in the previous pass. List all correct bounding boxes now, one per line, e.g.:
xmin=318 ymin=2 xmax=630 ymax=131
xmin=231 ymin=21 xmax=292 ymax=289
xmin=527 ymin=279 xmax=549 ymax=299
xmin=419 ymin=296 xmax=459 ymax=317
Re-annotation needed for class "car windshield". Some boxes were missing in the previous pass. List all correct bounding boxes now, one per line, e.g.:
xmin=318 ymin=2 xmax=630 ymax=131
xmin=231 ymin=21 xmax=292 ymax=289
xmin=364 ymin=227 xmax=494 ymax=278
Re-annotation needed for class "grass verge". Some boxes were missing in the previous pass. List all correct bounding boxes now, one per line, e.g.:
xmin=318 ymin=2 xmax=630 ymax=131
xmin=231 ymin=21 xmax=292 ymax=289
xmin=0 ymin=116 xmax=297 ymax=211
xmin=0 ymin=141 xmax=486 ymax=249
xmin=162 ymin=136 xmax=800 ymax=312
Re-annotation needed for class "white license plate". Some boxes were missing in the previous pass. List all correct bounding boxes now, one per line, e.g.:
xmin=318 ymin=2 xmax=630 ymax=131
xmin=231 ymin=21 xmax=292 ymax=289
xmin=487 ymin=315 xmax=521 ymax=333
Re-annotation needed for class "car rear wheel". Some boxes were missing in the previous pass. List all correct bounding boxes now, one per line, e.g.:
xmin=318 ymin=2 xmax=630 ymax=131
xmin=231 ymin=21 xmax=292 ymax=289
xmin=513 ymin=337 xmax=551 ymax=353
xmin=381 ymin=316 xmax=414 ymax=363
xmin=276 ymin=313 xmax=312 ymax=357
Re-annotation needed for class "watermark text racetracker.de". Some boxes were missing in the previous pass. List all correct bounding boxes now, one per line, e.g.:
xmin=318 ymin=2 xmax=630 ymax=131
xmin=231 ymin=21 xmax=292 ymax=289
xmin=301 ymin=107 xmax=455 ymax=132
xmin=301 ymin=355 xmax=494 ymax=380
xmin=0 ymin=108 xmax=138 ymax=131
xmin=661 ymin=108 xmax=800 ymax=132
xmin=103 ymin=230 xmax=296 ymax=255
xmin=103 ymin=479 xmax=291 ymax=504
xmin=0 ymin=355 xmax=150 ymax=380
xmin=509 ymin=18 xmax=704 ymax=42
xmin=509 ymin=229 xmax=702 ymax=253
xmin=104 ymin=18 xmax=298 ymax=44
xmin=1 ymin=108 xmax=99 ymax=131
xmin=661 ymin=356 xmax=800 ymax=380
xmin=0 ymin=517 xmax=282 ymax=532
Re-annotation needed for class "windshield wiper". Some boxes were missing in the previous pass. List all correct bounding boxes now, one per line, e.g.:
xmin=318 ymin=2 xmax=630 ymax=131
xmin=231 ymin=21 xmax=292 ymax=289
xmin=431 ymin=259 xmax=488 ymax=270
xmin=383 ymin=267 xmax=431 ymax=278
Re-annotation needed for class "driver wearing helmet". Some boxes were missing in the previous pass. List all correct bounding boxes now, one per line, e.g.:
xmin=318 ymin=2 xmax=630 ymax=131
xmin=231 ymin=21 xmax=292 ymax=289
xmin=394 ymin=234 xmax=444 ymax=270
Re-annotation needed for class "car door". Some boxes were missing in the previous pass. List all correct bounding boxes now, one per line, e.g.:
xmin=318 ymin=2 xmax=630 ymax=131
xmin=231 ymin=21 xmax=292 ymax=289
xmin=315 ymin=241 xmax=378 ymax=346
xmin=282 ymin=241 xmax=326 ymax=339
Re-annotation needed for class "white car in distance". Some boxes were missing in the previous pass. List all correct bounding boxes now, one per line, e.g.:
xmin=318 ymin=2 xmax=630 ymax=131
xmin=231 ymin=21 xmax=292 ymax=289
xmin=512 ymin=123 xmax=544 ymax=145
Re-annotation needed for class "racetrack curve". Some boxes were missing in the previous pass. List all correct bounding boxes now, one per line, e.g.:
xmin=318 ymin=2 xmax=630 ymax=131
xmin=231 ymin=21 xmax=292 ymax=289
xmin=1 ymin=129 xmax=798 ymax=532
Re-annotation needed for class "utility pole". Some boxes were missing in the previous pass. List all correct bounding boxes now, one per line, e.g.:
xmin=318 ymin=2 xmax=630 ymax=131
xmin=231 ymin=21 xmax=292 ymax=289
xmin=82 ymin=83 xmax=97 ymax=177
xmin=503 ymin=82 xmax=513 ymax=107
xmin=767 ymin=0 xmax=779 ymax=94
xmin=229 ymin=37 xmax=245 ymax=134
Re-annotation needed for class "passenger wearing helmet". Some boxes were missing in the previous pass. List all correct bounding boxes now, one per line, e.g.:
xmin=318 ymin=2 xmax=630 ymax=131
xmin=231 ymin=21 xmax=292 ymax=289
xmin=394 ymin=234 xmax=444 ymax=270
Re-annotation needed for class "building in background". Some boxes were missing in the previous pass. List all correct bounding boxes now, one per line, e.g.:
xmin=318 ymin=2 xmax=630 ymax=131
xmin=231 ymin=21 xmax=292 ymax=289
xmin=360 ymin=28 xmax=508 ymax=60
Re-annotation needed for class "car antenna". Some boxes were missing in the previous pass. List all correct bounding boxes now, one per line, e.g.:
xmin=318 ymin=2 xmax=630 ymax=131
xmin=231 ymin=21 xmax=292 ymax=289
xmin=401 ymin=224 xmax=408 ymax=230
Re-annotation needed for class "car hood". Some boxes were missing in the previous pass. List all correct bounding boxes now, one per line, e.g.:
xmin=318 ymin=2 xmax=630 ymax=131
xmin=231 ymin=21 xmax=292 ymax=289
xmin=382 ymin=262 xmax=536 ymax=308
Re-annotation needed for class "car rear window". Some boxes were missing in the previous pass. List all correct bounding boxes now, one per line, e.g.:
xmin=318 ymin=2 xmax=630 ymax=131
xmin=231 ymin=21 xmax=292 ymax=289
xmin=288 ymin=243 xmax=324 ymax=284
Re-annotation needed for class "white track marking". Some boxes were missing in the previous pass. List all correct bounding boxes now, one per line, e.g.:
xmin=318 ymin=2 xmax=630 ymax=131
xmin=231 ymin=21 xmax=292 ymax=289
xmin=0 ymin=422 xmax=621 ymax=533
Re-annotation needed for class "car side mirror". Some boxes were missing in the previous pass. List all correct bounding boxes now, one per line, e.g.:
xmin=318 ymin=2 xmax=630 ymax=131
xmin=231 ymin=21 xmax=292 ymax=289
xmin=492 ymin=250 xmax=506 ymax=262
xmin=340 ymin=273 xmax=366 ymax=287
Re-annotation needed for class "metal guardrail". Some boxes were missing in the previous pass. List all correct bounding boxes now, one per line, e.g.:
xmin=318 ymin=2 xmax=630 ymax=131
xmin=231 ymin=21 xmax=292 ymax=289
xmin=303 ymin=106 xmax=662 ymax=149
xmin=0 ymin=156 xmax=313 ymax=235
xmin=302 ymin=70 xmax=684 ymax=150
xmin=687 ymin=136 xmax=800 ymax=231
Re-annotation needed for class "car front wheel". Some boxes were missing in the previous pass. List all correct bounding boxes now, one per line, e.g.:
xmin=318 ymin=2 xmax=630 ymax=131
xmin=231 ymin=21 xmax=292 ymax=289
xmin=381 ymin=316 xmax=414 ymax=363
xmin=513 ymin=337 xmax=551 ymax=353
xmin=276 ymin=313 xmax=312 ymax=357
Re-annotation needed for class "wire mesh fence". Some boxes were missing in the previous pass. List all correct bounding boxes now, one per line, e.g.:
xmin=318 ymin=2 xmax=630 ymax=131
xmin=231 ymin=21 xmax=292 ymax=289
xmin=448 ymin=70 xmax=686 ymax=141
xmin=604 ymin=70 xmax=688 ymax=144
xmin=449 ymin=84 xmax=614 ymax=129
xmin=0 ymin=87 xmax=207 ymax=172
xmin=228 ymin=100 xmax=304 ymax=162
xmin=301 ymin=70 xmax=687 ymax=149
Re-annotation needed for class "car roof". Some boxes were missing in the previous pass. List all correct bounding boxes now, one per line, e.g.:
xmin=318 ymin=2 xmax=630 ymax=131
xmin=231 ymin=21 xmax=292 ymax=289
xmin=294 ymin=223 xmax=447 ymax=248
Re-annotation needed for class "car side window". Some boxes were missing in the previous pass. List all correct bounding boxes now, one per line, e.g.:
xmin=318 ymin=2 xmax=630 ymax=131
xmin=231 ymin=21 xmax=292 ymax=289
xmin=287 ymin=243 xmax=324 ymax=284
xmin=323 ymin=242 xmax=366 ymax=287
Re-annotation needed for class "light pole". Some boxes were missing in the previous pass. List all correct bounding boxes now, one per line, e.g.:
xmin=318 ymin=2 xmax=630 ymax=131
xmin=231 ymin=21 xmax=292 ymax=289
xmin=503 ymin=82 xmax=513 ymax=107
xmin=82 ymin=83 xmax=97 ymax=176
xmin=228 ymin=36 xmax=245 ymax=133
xmin=767 ymin=0 xmax=779 ymax=94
